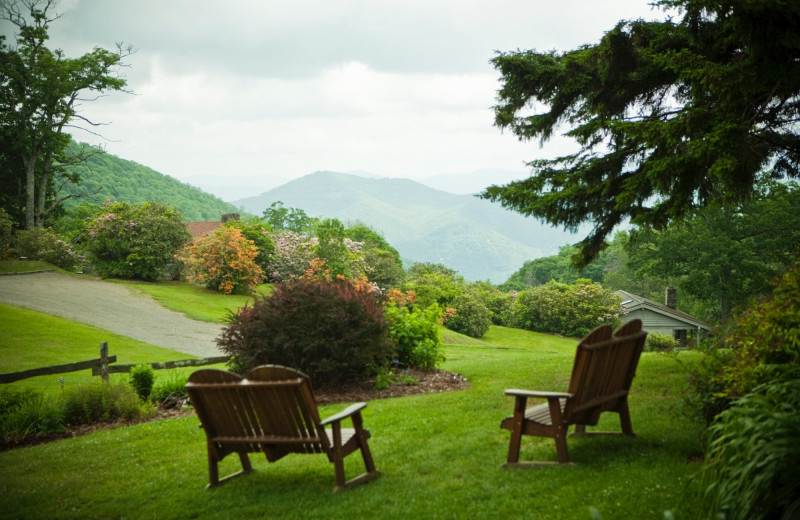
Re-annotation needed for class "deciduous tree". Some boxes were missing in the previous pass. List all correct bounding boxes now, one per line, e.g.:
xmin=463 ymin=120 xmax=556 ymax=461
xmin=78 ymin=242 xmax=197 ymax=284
xmin=0 ymin=0 xmax=132 ymax=229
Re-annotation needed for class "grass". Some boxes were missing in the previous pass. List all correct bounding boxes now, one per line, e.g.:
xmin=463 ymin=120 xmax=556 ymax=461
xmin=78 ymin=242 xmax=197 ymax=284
xmin=0 ymin=259 xmax=61 ymax=274
xmin=0 ymin=294 xmax=707 ymax=519
xmin=0 ymin=304 xmax=223 ymax=394
xmin=117 ymin=280 xmax=272 ymax=324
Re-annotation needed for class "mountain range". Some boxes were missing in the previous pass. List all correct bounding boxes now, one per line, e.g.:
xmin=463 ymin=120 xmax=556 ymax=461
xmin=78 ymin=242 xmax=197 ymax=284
xmin=233 ymin=171 xmax=584 ymax=283
xmin=62 ymin=145 xmax=582 ymax=283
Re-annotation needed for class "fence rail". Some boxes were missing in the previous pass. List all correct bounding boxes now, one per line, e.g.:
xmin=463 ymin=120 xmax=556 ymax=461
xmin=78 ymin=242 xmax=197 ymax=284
xmin=0 ymin=342 xmax=230 ymax=384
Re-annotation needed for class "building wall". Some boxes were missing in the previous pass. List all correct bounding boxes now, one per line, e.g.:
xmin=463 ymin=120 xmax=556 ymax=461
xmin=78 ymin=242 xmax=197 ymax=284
xmin=622 ymin=308 xmax=695 ymax=336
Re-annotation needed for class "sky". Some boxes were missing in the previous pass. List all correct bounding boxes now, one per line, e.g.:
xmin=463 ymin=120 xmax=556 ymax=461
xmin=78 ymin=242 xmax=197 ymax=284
xmin=4 ymin=0 xmax=670 ymax=193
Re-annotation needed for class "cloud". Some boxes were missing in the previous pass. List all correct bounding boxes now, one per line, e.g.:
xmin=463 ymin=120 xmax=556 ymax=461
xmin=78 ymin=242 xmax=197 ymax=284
xmin=46 ymin=0 xmax=666 ymax=184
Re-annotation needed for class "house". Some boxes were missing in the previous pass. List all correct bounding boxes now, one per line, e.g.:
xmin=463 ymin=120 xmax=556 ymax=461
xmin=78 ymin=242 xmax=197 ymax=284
xmin=616 ymin=288 xmax=711 ymax=347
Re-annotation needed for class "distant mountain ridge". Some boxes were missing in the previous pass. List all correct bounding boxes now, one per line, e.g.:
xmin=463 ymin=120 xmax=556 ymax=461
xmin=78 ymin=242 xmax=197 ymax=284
xmin=234 ymin=171 xmax=583 ymax=283
xmin=62 ymin=143 xmax=239 ymax=221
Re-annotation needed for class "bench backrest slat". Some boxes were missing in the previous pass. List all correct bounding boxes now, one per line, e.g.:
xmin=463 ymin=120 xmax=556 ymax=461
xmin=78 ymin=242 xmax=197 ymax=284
xmin=186 ymin=366 xmax=329 ymax=455
xmin=564 ymin=324 xmax=647 ymax=426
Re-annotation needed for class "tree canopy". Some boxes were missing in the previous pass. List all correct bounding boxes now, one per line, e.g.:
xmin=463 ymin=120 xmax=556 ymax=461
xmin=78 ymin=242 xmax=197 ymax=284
xmin=482 ymin=0 xmax=800 ymax=266
xmin=0 ymin=0 xmax=132 ymax=229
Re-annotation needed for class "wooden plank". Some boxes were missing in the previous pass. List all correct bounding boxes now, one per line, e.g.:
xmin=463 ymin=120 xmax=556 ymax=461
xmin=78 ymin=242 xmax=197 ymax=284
xmin=0 ymin=355 xmax=118 ymax=383
xmin=92 ymin=355 xmax=231 ymax=375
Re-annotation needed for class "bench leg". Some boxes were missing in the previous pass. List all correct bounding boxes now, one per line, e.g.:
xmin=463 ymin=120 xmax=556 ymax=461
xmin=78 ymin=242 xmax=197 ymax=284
xmin=207 ymin=443 xmax=220 ymax=487
xmin=554 ymin=431 xmax=570 ymax=463
xmin=353 ymin=413 xmax=377 ymax=474
xmin=618 ymin=400 xmax=635 ymax=436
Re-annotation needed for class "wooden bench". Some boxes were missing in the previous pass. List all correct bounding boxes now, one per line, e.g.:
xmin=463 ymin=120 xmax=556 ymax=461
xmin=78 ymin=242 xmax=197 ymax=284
xmin=501 ymin=319 xmax=647 ymax=466
xmin=185 ymin=365 xmax=380 ymax=492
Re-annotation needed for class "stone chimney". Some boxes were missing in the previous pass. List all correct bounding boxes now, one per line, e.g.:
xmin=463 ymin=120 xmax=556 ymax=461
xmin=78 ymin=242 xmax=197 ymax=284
xmin=665 ymin=287 xmax=677 ymax=309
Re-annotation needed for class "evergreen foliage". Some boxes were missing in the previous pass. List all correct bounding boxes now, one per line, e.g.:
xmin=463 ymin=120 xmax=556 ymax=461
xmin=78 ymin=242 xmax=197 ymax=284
xmin=484 ymin=0 xmax=800 ymax=266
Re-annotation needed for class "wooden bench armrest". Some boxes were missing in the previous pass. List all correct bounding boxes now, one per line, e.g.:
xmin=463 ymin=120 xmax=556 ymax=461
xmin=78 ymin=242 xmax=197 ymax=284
xmin=505 ymin=389 xmax=573 ymax=399
xmin=320 ymin=402 xmax=368 ymax=427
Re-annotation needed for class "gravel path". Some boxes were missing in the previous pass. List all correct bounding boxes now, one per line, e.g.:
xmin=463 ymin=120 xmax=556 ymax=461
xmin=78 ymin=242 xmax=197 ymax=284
xmin=0 ymin=271 xmax=225 ymax=357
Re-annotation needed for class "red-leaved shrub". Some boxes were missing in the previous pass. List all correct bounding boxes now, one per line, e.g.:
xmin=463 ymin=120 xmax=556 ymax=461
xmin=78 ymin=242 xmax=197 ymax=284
xmin=217 ymin=277 xmax=394 ymax=388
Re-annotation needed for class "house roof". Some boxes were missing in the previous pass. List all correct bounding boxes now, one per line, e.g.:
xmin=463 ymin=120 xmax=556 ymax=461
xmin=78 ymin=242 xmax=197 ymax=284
xmin=186 ymin=221 xmax=221 ymax=240
xmin=616 ymin=290 xmax=711 ymax=331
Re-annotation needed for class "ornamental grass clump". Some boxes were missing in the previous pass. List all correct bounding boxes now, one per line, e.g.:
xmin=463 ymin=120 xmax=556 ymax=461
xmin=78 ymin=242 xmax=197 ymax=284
xmin=697 ymin=370 xmax=800 ymax=520
xmin=217 ymin=276 xmax=394 ymax=388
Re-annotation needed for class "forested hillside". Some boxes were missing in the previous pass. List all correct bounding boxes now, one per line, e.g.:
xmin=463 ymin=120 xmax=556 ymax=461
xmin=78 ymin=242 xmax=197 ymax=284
xmin=60 ymin=142 xmax=239 ymax=221
xmin=234 ymin=171 xmax=584 ymax=282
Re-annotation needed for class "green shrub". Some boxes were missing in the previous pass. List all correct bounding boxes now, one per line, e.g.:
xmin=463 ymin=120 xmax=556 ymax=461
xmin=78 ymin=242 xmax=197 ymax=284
xmin=15 ymin=227 xmax=83 ymax=270
xmin=0 ymin=207 xmax=14 ymax=259
xmin=150 ymin=372 xmax=189 ymax=405
xmin=644 ymin=332 xmax=679 ymax=352
xmin=60 ymin=381 xmax=150 ymax=426
xmin=217 ymin=277 xmax=394 ymax=388
xmin=129 ymin=364 xmax=155 ymax=402
xmin=0 ymin=389 xmax=64 ymax=444
xmin=685 ymin=261 xmax=800 ymax=424
xmin=384 ymin=300 xmax=445 ymax=370
xmin=510 ymin=280 xmax=623 ymax=337
xmin=682 ymin=342 xmax=736 ymax=424
xmin=446 ymin=289 xmax=492 ymax=338
xmin=719 ymin=261 xmax=800 ymax=397
xmin=85 ymin=201 xmax=190 ymax=280
xmin=697 ymin=369 xmax=800 ymax=520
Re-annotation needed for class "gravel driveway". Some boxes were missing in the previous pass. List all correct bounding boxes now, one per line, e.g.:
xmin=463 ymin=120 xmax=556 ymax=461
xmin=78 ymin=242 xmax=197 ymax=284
xmin=0 ymin=271 xmax=225 ymax=357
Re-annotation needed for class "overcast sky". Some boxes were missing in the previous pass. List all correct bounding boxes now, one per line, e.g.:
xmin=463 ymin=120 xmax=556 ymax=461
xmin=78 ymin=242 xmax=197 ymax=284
xmin=5 ymin=0 xmax=669 ymax=189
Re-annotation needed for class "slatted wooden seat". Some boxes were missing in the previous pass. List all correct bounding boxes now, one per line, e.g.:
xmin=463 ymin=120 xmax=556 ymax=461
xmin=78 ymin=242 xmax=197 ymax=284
xmin=185 ymin=365 xmax=379 ymax=492
xmin=501 ymin=319 xmax=647 ymax=466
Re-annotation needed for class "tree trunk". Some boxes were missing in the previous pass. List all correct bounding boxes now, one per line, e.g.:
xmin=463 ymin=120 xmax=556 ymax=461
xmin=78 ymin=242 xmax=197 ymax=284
xmin=23 ymin=153 xmax=37 ymax=230
xmin=35 ymin=149 xmax=54 ymax=227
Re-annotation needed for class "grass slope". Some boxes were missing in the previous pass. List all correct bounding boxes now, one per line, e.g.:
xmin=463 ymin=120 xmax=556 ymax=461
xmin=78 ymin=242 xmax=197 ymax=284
xmin=0 ymin=290 xmax=705 ymax=518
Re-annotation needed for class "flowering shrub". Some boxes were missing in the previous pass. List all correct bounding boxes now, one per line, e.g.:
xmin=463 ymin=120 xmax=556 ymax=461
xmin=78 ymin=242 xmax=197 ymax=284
xmin=267 ymin=231 xmax=316 ymax=281
xmin=384 ymin=289 xmax=445 ymax=370
xmin=178 ymin=226 xmax=263 ymax=294
xmin=15 ymin=227 xmax=84 ymax=270
xmin=510 ymin=280 xmax=624 ymax=337
xmin=217 ymin=277 xmax=393 ymax=387
xmin=85 ymin=202 xmax=190 ymax=280
xmin=223 ymin=219 xmax=274 ymax=273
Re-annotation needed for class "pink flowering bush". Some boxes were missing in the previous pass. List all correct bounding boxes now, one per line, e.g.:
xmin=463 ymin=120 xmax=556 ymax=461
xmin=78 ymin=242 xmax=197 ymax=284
xmin=85 ymin=202 xmax=190 ymax=280
xmin=15 ymin=227 xmax=84 ymax=270
xmin=267 ymin=231 xmax=316 ymax=281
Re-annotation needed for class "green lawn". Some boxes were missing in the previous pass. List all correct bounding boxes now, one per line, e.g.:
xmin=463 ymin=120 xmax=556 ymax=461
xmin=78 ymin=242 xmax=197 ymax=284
xmin=117 ymin=280 xmax=272 ymax=324
xmin=0 ymin=294 xmax=706 ymax=519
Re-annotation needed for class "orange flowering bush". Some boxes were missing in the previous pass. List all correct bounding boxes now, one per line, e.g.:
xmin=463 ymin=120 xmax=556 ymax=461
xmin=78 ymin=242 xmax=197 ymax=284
xmin=178 ymin=227 xmax=263 ymax=294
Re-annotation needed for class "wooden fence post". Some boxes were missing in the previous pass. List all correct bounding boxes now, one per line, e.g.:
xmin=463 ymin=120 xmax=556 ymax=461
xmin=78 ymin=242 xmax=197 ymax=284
xmin=100 ymin=342 xmax=109 ymax=382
